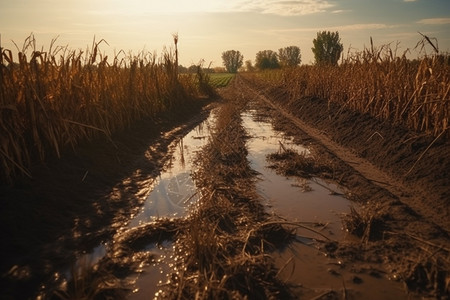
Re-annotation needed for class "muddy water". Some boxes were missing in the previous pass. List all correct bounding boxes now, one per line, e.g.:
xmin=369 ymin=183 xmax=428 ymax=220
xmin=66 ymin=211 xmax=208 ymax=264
xmin=242 ymin=111 xmax=349 ymax=237
xmin=131 ymin=107 xmax=351 ymax=299
xmin=130 ymin=107 xmax=406 ymax=299
xmin=61 ymin=113 xmax=214 ymax=299
xmin=126 ymin=112 xmax=214 ymax=299
xmin=128 ymin=120 xmax=211 ymax=227
xmin=242 ymin=109 xmax=408 ymax=300
xmin=129 ymin=108 xmax=347 ymax=299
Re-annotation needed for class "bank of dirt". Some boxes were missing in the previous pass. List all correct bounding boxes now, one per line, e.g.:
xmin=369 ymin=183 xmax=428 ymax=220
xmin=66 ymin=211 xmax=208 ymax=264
xmin=238 ymin=74 xmax=449 ymax=298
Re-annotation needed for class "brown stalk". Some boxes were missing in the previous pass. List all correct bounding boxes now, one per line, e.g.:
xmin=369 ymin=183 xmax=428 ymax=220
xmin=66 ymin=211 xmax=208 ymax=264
xmin=404 ymin=127 xmax=447 ymax=177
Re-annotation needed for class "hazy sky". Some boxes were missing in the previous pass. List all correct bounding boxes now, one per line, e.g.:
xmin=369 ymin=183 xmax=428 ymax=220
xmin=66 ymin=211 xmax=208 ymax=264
xmin=1 ymin=0 xmax=449 ymax=66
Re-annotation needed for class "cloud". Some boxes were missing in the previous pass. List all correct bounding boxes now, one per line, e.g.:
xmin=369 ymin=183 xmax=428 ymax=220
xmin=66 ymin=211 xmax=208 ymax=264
xmin=84 ymin=0 xmax=334 ymax=17
xmin=231 ymin=0 xmax=335 ymax=16
xmin=417 ymin=18 xmax=450 ymax=25
xmin=79 ymin=0 xmax=337 ymax=17
xmin=263 ymin=23 xmax=393 ymax=34
xmin=331 ymin=10 xmax=349 ymax=14
xmin=336 ymin=23 xmax=394 ymax=31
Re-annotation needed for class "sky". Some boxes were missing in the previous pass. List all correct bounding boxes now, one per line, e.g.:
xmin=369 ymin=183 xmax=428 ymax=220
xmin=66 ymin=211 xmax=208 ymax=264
xmin=1 ymin=0 xmax=449 ymax=67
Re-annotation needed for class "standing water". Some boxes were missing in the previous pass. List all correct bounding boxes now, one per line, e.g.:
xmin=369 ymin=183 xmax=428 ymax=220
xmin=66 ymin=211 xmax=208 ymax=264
xmin=58 ymin=111 xmax=215 ymax=300
xmin=130 ymin=107 xmax=357 ymax=298
xmin=128 ymin=120 xmax=211 ymax=227
xmin=242 ymin=109 xmax=406 ymax=299
xmin=242 ymin=110 xmax=349 ymax=235
xmin=126 ymin=112 xmax=214 ymax=299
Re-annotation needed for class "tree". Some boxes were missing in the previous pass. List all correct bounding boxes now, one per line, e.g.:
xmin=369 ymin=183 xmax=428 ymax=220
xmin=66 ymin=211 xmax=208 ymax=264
xmin=244 ymin=60 xmax=255 ymax=72
xmin=278 ymin=46 xmax=301 ymax=67
xmin=255 ymin=50 xmax=280 ymax=70
xmin=221 ymin=50 xmax=244 ymax=73
xmin=312 ymin=31 xmax=343 ymax=65
xmin=178 ymin=65 xmax=188 ymax=73
xmin=188 ymin=64 xmax=198 ymax=73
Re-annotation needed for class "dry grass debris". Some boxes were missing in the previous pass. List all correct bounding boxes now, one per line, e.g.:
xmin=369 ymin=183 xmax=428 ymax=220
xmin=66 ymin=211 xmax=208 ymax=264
xmin=342 ymin=205 xmax=388 ymax=243
xmin=267 ymin=146 xmax=334 ymax=179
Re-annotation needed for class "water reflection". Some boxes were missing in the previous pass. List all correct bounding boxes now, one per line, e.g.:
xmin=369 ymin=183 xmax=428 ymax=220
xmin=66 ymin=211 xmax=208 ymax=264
xmin=122 ymin=113 xmax=214 ymax=298
xmin=242 ymin=110 xmax=349 ymax=237
xmin=242 ymin=109 xmax=407 ymax=299
xmin=127 ymin=173 xmax=197 ymax=227
xmin=56 ymin=112 xmax=214 ymax=299
xmin=127 ymin=113 xmax=213 ymax=228
xmin=65 ymin=106 xmax=359 ymax=298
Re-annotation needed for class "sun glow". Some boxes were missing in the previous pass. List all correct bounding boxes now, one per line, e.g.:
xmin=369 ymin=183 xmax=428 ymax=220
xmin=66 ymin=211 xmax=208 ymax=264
xmin=85 ymin=0 xmax=232 ymax=16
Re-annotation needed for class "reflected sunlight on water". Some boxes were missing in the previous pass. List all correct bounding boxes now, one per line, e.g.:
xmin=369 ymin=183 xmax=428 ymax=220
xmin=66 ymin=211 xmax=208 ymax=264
xmin=127 ymin=112 xmax=214 ymax=228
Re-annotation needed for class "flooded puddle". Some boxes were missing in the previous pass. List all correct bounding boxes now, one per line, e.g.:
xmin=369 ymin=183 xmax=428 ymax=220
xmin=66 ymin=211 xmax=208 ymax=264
xmin=130 ymin=107 xmax=348 ymax=299
xmin=242 ymin=109 xmax=407 ymax=299
xmin=125 ymin=113 xmax=214 ymax=299
xmin=127 ymin=241 xmax=175 ymax=299
xmin=126 ymin=107 xmax=402 ymax=299
xmin=275 ymin=242 xmax=407 ymax=299
xmin=242 ymin=110 xmax=349 ymax=237
xmin=59 ymin=112 xmax=214 ymax=299
xmin=129 ymin=118 xmax=212 ymax=226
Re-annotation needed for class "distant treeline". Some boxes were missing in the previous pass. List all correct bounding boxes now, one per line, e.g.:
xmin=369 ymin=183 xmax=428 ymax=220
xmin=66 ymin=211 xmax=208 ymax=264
xmin=178 ymin=64 xmax=225 ymax=74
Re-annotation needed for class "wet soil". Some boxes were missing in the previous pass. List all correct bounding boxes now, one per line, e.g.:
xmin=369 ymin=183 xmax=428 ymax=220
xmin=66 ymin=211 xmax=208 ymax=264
xmin=240 ymin=75 xmax=450 ymax=232
xmin=237 ymin=74 xmax=450 ymax=299
xmin=0 ymin=99 xmax=215 ymax=299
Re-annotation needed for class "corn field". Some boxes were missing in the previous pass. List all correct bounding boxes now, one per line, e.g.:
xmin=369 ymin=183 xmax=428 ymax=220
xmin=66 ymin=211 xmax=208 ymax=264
xmin=254 ymin=46 xmax=450 ymax=140
xmin=0 ymin=35 xmax=207 ymax=184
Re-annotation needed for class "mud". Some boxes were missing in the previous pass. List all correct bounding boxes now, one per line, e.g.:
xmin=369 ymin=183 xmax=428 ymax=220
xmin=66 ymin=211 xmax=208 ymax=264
xmin=237 ymin=74 xmax=450 ymax=299
xmin=0 ymin=99 xmax=214 ymax=299
xmin=247 ymin=76 xmax=450 ymax=232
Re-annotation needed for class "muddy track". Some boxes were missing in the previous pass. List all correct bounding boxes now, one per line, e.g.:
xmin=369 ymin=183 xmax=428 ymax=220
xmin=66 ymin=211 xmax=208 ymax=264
xmin=237 ymin=75 xmax=449 ymax=234
xmin=232 ymin=75 xmax=449 ymax=298
xmin=240 ymin=77 xmax=405 ymax=197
